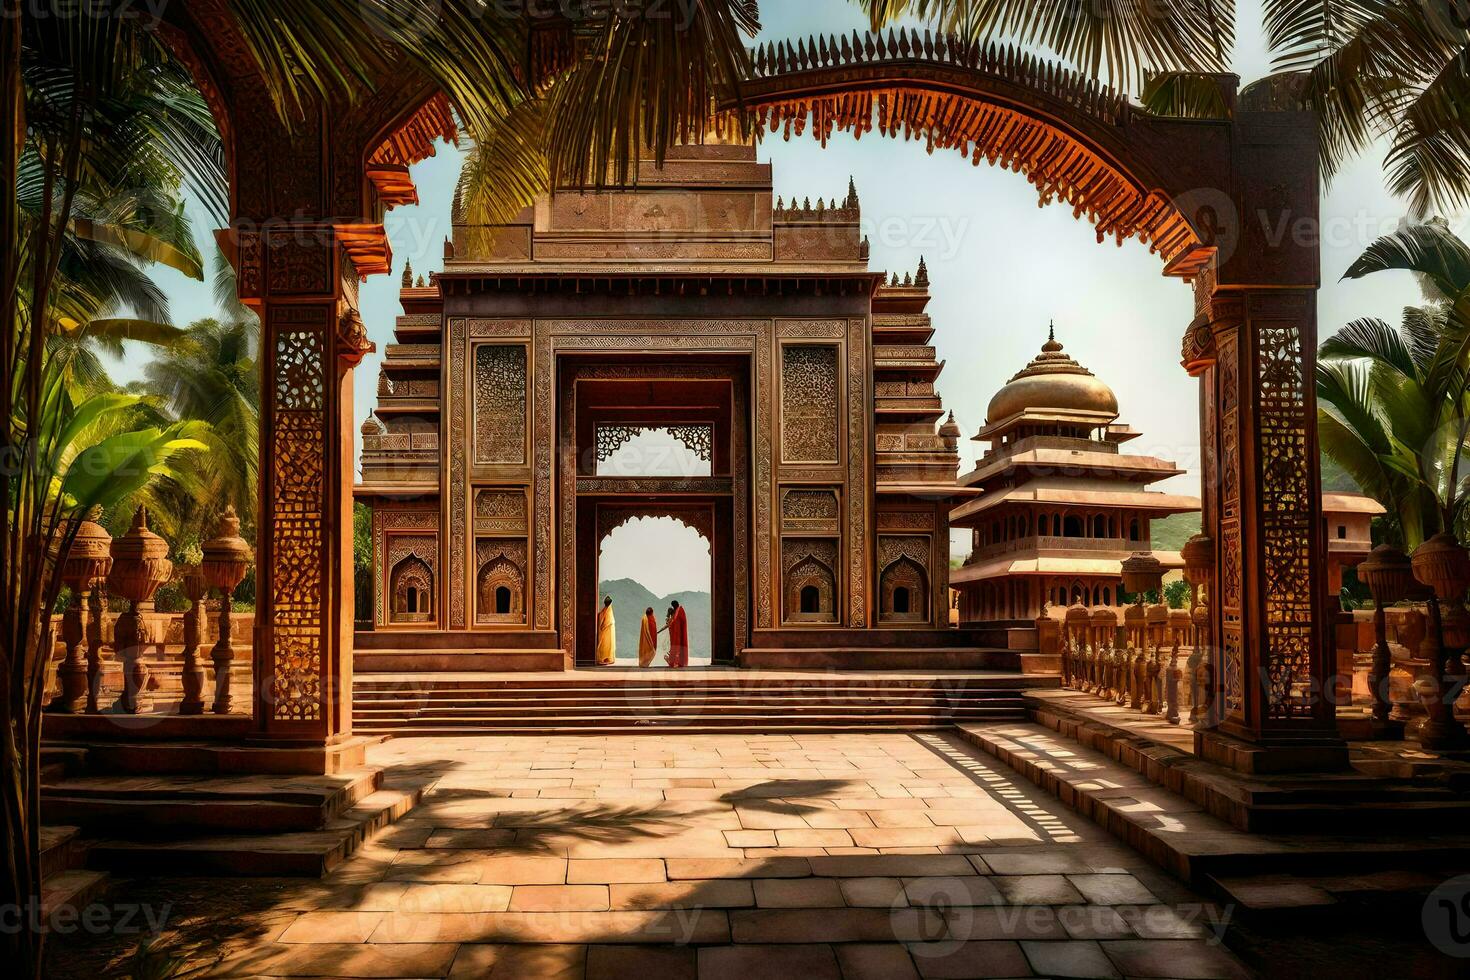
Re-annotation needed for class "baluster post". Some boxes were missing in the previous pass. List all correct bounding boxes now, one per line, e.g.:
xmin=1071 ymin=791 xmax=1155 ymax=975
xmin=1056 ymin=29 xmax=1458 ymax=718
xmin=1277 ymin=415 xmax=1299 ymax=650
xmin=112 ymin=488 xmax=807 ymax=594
xmin=107 ymin=509 xmax=171 ymax=715
xmin=1358 ymin=545 xmax=1412 ymax=740
xmin=202 ymin=505 xmax=252 ymax=715
xmin=47 ymin=514 xmax=111 ymax=714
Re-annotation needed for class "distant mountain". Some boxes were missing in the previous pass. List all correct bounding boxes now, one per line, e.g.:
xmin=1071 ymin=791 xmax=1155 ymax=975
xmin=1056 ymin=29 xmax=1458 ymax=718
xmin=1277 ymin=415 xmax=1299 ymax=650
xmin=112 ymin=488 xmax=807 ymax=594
xmin=595 ymin=578 xmax=712 ymax=664
xmin=1150 ymin=513 xmax=1201 ymax=553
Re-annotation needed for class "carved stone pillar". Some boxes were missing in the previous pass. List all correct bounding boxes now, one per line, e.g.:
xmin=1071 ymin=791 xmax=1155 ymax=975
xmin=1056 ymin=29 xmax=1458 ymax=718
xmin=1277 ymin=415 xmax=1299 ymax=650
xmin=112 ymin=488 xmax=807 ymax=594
xmin=1196 ymin=287 xmax=1347 ymax=771
xmin=239 ymin=224 xmax=374 ymax=747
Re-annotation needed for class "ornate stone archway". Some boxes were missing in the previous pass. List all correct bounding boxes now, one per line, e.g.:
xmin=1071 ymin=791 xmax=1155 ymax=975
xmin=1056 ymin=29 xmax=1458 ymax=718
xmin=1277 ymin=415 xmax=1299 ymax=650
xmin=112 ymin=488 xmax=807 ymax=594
xmin=161 ymin=11 xmax=1334 ymax=770
xmin=736 ymin=31 xmax=1337 ymax=770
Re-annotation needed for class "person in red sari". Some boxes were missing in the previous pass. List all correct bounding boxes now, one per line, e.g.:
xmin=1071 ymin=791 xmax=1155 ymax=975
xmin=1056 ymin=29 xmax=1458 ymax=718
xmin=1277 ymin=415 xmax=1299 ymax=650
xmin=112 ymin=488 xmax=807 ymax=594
xmin=664 ymin=599 xmax=690 ymax=668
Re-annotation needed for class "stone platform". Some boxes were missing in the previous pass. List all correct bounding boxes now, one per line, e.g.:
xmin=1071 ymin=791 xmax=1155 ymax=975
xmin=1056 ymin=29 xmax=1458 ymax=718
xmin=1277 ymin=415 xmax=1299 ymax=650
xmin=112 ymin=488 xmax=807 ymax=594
xmin=43 ymin=732 xmax=1256 ymax=980
xmin=352 ymin=669 xmax=1058 ymax=737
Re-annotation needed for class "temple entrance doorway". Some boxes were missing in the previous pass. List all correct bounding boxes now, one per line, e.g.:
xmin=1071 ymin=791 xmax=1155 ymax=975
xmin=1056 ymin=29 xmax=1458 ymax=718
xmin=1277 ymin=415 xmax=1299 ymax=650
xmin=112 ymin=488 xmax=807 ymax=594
xmin=564 ymin=359 xmax=748 ymax=667
xmin=594 ymin=515 xmax=714 ymax=668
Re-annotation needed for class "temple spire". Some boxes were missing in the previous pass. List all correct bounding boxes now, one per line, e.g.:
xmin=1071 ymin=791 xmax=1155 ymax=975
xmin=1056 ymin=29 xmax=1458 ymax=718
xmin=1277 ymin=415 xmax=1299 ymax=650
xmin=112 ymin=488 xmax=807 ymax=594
xmin=845 ymin=176 xmax=859 ymax=209
xmin=1042 ymin=320 xmax=1064 ymax=354
xmin=915 ymin=255 xmax=929 ymax=287
xmin=401 ymin=260 xmax=413 ymax=289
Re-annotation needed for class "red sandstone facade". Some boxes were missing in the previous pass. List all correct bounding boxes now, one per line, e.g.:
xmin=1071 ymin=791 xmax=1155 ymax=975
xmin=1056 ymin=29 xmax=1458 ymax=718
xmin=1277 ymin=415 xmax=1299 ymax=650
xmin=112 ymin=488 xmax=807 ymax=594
xmin=357 ymin=144 xmax=975 ymax=668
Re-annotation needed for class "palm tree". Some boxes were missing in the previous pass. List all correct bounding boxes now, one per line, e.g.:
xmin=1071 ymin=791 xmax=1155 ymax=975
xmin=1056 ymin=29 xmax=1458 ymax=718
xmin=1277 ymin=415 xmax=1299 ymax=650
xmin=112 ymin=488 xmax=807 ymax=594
xmin=1318 ymin=222 xmax=1470 ymax=550
xmin=857 ymin=2 xmax=1470 ymax=216
xmin=141 ymin=318 xmax=260 ymax=546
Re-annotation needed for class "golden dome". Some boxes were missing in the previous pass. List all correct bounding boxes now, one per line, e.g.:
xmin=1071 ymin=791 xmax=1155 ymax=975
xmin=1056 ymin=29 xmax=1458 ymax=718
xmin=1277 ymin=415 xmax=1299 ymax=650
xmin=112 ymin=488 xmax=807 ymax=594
xmin=986 ymin=326 xmax=1119 ymax=424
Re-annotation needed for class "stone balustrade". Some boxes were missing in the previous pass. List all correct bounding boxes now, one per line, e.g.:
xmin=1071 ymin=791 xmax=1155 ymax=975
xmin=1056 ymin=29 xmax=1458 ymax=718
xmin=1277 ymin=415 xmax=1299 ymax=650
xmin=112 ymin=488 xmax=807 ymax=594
xmin=1046 ymin=603 xmax=1194 ymax=726
xmin=45 ymin=507 xmax=255 ymax=719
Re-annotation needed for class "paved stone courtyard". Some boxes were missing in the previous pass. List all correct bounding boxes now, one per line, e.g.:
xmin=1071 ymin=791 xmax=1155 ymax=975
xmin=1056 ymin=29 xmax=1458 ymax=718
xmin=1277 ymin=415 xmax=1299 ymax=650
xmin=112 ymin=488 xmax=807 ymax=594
xmin=48 ymin=732 xmax=1251 ymax=978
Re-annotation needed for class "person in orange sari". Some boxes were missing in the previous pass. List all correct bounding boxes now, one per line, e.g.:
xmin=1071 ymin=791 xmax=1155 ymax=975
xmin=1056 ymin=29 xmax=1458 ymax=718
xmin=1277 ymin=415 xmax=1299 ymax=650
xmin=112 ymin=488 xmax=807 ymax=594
xmin=595 ymin=596 xmax=616 ymax=666
xmin=665 ymin=599 xmax=689 ymax=668
xmin=637 ymin=607 xmax=659 ymax=668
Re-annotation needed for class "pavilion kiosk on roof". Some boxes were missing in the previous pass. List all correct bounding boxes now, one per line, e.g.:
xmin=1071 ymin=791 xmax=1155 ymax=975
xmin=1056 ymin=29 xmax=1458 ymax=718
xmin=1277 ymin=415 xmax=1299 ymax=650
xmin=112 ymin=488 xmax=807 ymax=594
xmin=355 ymin=141 xmax=1003 ymax=672
xmin=950 ymin=329 xmax=1201 ymax=624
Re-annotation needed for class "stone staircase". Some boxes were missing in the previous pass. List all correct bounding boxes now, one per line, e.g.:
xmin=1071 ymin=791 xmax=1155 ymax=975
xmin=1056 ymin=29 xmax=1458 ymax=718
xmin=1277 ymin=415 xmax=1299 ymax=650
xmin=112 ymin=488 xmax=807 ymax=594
xmin=38 ymin=743 xmax=427 ymax=877
xmin=953 ymin=716 xmax=1470 ymax=940
xmin=352 ymin=671 xmax=1048 ymax=736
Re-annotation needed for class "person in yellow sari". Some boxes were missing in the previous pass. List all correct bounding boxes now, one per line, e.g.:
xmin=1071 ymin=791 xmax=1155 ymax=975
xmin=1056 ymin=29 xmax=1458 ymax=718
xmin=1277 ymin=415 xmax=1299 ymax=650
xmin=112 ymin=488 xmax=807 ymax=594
xmin=595 ymin=596 xmax=616 ymax=666
xmin=637 ymin=607 xmax=659 ymax=668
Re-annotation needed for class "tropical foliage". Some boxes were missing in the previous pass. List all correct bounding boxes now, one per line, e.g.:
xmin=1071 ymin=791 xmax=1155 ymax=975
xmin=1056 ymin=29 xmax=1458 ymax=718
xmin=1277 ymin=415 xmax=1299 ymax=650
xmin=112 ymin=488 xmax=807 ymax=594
xmin=860 ymin=1 xmax=1470 ymax=215
xmin=139 ymin=317 xmax=260 ymax=547
xmin=1317 ymin=222 xmax=1470 ymax=550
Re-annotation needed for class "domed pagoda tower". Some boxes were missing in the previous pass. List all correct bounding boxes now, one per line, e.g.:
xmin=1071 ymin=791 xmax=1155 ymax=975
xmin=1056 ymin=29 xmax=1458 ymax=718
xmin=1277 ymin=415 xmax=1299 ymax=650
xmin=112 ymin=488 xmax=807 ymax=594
xmin=950 ymin=327 xmax=1200 ymax=625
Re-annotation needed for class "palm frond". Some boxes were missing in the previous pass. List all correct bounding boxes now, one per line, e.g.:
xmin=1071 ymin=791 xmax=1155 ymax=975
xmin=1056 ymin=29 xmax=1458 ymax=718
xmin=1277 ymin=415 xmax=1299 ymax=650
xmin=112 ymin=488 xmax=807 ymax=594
xmin=1343 ymin=221 xmax=1470 ymax=299
xmin=1140 ymin=71 xmax=1234 ymax=119
xmin=454 ymin=100 xmax=551 ymax=256
xmin=1384 ymin=51 xmax=1470 ymax=216
xmin=1319 ymin=316 xmax=1418 ymax=378
xmin=856 ymin=0 xmax=1236 ymax=90
xmin=545 ymin=1 xmax=758 ymax=187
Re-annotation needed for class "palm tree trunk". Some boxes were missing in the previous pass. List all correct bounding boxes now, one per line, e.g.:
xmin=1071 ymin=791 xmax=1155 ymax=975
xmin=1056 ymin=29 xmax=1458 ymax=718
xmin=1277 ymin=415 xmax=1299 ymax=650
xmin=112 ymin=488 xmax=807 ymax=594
xmin=0 ymin=3 xmax=43 ymax=976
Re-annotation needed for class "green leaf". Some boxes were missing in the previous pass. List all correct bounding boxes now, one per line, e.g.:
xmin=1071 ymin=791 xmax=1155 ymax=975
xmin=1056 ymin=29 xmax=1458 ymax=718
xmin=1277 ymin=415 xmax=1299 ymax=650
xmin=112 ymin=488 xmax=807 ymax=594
xmin=1140 ymin=72 xmax=1234 ymax=119
xmin=69 ymin=218 xmax=204 ymax=280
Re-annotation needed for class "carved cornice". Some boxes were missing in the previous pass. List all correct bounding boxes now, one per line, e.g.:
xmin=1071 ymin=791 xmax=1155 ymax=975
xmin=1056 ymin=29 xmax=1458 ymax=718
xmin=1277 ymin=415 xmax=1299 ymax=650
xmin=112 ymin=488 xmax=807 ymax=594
xmin=737 ymin=29 xmax=1221 ymax=274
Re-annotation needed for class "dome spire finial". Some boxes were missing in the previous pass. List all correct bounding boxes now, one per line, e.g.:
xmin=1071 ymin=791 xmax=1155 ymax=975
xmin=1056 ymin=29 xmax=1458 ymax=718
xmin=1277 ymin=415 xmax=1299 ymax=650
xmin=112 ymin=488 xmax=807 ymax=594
xmin=1041 ymin=320 xmax=1063 ymax=353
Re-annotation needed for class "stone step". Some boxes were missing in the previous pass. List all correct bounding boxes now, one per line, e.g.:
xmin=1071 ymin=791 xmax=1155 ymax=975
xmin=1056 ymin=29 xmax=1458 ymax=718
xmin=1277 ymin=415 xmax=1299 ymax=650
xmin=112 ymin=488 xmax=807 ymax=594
xmin=351 ymin=684 xmax=1028 ymax=697
xmin=351 ymin=722 xmax=962 ymax=736
xmin=1206 ymin=869 xmax=1457 ymax=934
xmin=46 ymin=736 xmax=373 ymax=776
xmin=1022 ymin=691 xmax=1470 ymax=832
xmin=352 ymin=707 xmax=1025 ymax=726
xmin=352 ymin=676 xmax=1044 ymax=691
xmin=40 ymin=869 xmax=110 ymax=921
xmin=736 ymin=648 xmax=1022 ymax=670
xmin=355 ymin=651 xmax=564 ymax=672
xmin=85 ymin=787 xmax=422 ymax=877
xmin=42 ymin=768 xmax=383 ymax=835
xmin=953 ymin=722 xmax=1470 ymax=900
xmin=40 ymin=745 xmax=89 ymax=778
xmin=40 ymin=825 xmax=87 ymax=879
xmin=354 ymin=712 xmax=1016 ymax=728
xmin=351 ymin=695 xmax=1025 ymax=711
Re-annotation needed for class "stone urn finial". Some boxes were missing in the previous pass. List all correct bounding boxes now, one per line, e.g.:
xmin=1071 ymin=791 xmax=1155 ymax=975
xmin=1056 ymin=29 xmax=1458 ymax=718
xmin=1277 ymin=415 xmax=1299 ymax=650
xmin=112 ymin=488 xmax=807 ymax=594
xmin=107 ymin=507 xmax=172 ymax=714
xmin=1180 ymin=534 xmax=1214 ymax=588
xmin=1411 ymin=533 xmax=1470 ymax=603
xmin=202 ymin=504 xmax=252 ymax=592
xmin=1121 ymin=552 xmax=1165 ymax=597
xmin=48 ymin=514 xmax=113 ymax=714
xmin=1360 ymin=544 xmax=1413 ymax=605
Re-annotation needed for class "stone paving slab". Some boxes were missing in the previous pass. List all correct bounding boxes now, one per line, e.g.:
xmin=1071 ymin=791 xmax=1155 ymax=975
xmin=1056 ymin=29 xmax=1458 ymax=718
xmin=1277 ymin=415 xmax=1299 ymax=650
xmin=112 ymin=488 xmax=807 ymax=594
xmin=43 ymin=732 xmax=1253 ymax=979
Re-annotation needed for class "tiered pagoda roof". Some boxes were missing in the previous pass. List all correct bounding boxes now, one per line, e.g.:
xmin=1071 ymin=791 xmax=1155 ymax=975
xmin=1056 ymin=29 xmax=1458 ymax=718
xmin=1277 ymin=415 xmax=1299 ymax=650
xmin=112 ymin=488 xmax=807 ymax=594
xmin=951 ymin=329 xmax=1200 ymax=581
xmin=871 ymin=258 xmax=965 ymax=496
xmin=358 ymin=260 xmax=444 ymax=496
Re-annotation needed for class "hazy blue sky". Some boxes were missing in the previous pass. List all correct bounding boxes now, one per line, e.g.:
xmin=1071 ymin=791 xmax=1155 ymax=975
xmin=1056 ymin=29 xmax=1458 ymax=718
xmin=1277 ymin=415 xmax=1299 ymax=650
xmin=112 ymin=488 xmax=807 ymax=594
xmin=126 ymin=1 xmax=1434 ymax=592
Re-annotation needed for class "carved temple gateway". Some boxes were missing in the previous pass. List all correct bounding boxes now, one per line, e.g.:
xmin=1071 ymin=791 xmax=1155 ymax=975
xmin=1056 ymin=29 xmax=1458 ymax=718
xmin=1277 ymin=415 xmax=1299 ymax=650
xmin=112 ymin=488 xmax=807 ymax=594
xmin=357 ymin=143 xmax=978 ymax=669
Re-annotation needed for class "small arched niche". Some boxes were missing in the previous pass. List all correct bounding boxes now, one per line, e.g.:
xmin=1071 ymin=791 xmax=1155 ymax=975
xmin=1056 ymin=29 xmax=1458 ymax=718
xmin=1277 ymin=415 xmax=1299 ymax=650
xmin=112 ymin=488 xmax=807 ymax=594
xmin=785 ymin=556 xmax=837 ymax=624
xmin=879 ymin=556 xmax=929 ymax=625
xmin=390 ymin=555 xmax=434 ymax=624
xmin=476 ymin=551 xmax=525 ymax=625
